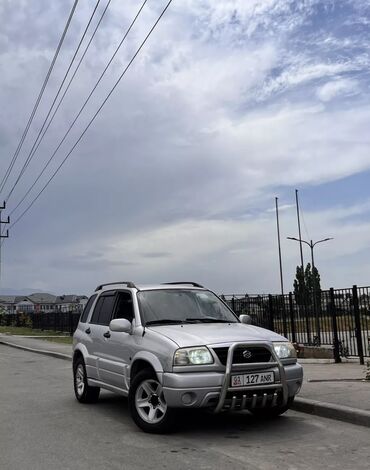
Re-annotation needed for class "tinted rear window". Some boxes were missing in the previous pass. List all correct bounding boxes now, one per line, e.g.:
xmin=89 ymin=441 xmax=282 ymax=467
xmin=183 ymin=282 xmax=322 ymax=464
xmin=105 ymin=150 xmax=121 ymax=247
xmin=90 ymin=292 xmax=116 ymax=326
xmin=98 ymin=295 xmax=116 ymax=325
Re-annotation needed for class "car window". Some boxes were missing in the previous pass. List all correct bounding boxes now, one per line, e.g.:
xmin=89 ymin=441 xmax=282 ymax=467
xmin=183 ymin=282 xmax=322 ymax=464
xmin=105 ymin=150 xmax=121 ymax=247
xmin=137 ymin=289 xmax=238 ymax=325
xmin=98 ymin=295 xmax=116 ymax=326
xmin=90 ymin=291 xmax=117 ymax=325
xmin=113 ymin=292 xmax=134 ymax=322
xmin=90 ymin=297 xmax=104 ymax=324
xmin=80 ymin=294 xmax=97 ymax=323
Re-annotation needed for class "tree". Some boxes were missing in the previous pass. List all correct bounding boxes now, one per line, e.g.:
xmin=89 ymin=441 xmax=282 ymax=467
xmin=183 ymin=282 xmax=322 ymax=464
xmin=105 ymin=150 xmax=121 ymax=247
xmin=293 ymin=263 xmax=321 ymax=308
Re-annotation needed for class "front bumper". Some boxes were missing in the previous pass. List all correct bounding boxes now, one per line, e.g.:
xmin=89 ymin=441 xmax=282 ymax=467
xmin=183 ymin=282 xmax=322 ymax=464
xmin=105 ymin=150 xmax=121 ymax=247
xmin=162 ymin=342 xmax=303 ymax=412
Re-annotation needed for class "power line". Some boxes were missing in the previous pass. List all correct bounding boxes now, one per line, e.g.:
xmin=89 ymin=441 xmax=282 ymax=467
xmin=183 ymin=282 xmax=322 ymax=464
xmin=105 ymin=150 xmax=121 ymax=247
xmin=5 ymin=0 xmax=109 ymax=204
xmin=9 ymin=0 xmax=174 ymax=232
xmin=8 ymin=0 xmax=146 ymax=219
xmin=0 ymin=0 xmax=80 ymax=197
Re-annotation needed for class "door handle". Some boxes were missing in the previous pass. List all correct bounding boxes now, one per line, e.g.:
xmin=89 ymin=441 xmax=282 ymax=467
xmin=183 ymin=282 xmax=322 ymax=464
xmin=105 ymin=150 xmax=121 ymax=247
xmin=85 ymin=327 xmax=91 ymax=334
xmin=103 ymin=331 xmax=111 ymax=338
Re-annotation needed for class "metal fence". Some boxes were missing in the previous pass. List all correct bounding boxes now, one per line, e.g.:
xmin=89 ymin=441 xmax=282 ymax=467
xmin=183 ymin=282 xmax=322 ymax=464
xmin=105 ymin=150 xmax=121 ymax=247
xmin=222 ymin=285 xmax=370 ymax=364
xmin=0 ymin=311 xmax=80 ymax=336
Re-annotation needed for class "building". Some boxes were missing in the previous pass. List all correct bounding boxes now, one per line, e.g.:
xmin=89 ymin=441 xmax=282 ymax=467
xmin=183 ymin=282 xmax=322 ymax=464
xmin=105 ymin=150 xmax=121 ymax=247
xmin=0 ymin=293 xmax=88 ymax=314
xmin=27 ymin=293 xmax=57 ymax=313
xmin=55 ymin=295 xmax=88 ymax=313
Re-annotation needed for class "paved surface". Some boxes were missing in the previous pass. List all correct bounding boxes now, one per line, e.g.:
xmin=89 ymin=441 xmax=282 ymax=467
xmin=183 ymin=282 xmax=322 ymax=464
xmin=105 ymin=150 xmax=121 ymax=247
xmin=1 ymin=346 xmax=370 ymax=470
xmin=299 ymin=363 xmax=370 ymax=411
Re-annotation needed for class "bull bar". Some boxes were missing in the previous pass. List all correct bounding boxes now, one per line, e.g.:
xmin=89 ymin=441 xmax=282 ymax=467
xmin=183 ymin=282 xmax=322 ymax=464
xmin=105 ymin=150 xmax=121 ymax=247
xmin=214 ymin=342 xmax=289 ymax=413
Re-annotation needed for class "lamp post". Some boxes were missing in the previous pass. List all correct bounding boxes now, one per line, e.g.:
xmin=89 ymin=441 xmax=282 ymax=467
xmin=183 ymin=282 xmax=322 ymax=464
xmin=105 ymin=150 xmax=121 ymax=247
xmin=287 ymin=236 xmax=333 ymax=344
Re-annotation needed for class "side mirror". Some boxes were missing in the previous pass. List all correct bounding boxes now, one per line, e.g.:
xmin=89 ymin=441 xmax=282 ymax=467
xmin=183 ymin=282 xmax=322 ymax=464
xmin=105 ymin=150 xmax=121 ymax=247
xmin=109 ymin=318 xmax=132 ymax=333
xmin=239 ymin=314 xmax=252 ymax=325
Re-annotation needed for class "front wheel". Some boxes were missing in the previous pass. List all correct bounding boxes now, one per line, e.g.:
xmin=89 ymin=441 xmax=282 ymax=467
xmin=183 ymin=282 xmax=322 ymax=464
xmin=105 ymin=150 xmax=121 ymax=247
xmin=128 ymin=369 xmax=176 ymax=433
xmin=249 ymin=397 xmax=294 ymax=418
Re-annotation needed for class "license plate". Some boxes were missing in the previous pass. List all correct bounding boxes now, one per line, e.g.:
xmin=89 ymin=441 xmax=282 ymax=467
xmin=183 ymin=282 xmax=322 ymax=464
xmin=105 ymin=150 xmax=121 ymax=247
xmin=231 ymin=371 xmax=274 ymax=387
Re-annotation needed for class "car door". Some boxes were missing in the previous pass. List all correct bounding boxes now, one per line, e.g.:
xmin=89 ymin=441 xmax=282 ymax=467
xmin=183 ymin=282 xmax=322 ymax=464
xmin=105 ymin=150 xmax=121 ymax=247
xmin=88 ymin=290 xmax=118 ymax=384
xmin=99 ymin=290 xmax=137 ymax=390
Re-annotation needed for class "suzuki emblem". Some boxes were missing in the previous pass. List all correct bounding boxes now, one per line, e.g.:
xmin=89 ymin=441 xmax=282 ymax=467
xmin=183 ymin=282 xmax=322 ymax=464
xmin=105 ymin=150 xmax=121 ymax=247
xmin=243 ymin=349 xmax=252 ymax=359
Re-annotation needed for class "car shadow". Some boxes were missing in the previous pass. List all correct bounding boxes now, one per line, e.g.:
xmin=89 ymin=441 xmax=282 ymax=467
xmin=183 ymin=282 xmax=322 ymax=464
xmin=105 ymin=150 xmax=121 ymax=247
xmin=74 ymin=390 xmax=311 ymax=438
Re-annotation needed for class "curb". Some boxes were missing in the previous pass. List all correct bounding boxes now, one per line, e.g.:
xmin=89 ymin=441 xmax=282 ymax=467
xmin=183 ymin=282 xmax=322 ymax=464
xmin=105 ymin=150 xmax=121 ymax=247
xmin=292 ymin=397 xmax=370 ymax=428
xmin=0 ymin=339 xmax=72 ymax=362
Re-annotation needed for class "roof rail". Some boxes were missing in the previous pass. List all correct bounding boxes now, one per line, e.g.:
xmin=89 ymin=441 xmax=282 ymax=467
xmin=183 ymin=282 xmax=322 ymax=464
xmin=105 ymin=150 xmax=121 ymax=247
xmin=95 ymin=281 xmax=137 ymax=292
xmin=162 ymin=282 xmax=204 ymax=288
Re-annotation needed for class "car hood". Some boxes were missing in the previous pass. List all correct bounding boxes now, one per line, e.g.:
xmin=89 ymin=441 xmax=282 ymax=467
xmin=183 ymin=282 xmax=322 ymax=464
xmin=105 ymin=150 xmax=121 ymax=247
xmin=147 ymin=323 xmax=287 ymax=348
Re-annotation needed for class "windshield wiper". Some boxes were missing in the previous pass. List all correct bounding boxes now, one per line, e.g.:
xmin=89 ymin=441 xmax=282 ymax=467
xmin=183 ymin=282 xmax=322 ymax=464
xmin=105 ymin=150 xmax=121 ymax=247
xmin=185 ymin=318 xmax=234 ymax=323
xmin=145 ymin=319 xmax=186 ymax=326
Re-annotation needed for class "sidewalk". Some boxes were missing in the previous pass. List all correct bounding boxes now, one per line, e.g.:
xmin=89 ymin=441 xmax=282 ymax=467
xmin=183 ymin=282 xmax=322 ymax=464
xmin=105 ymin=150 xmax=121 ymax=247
xmin=297 ymin=362 xmax=370 ymax=411
xmin=0 ymin=334 xmax=72 ymax=360
xmin=1 ymin=334 xmax=369 ymax=426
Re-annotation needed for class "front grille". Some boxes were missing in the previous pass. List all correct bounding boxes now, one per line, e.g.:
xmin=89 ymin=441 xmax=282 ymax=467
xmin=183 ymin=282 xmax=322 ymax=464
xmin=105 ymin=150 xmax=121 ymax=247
xmin=212 ymin=346 xmax=272 ymax=365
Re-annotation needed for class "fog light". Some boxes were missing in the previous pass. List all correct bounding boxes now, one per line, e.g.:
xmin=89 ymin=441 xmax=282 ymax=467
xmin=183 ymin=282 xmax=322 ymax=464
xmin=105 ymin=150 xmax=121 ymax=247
xmin=182 ymin=392 xmax=195 ymax=405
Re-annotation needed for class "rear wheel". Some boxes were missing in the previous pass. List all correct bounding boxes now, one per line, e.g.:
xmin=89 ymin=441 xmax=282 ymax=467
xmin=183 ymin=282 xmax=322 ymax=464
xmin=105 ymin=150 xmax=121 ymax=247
xmin=73 ymin=357 xmax=100 ymax=403
xmin=250 ymin=397 xmax=294 ymax=418
xmin=129 ymin=369 xmax=176 ymax=433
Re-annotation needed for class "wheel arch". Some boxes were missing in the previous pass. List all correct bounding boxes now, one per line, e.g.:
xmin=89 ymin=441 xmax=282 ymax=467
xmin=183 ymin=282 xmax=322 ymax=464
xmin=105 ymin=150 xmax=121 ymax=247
xmin=130 ymin=352 xmax=164 ymax=382
xmin=72 ymin=344 xmax=89 ymax=367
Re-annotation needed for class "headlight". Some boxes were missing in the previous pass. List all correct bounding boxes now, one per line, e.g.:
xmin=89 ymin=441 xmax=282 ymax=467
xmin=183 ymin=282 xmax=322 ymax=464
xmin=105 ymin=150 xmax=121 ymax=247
xmin=174 ymin=347 xmax=214 ymax=366
xmin=273 ymin=342 xmax=297 ymax=359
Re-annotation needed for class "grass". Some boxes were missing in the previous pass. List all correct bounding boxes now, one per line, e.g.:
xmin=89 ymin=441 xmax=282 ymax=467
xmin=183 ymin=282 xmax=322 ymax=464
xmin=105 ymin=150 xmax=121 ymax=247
xmin=0 ymin=326 xmax=72 ymax=344
xmin=39 ymin=336 xmax=73 ymax=345
xmin=0 ymin=326 xmax=73 ymax=345
xmin=0 ymin=326 xmax=70 ymax=337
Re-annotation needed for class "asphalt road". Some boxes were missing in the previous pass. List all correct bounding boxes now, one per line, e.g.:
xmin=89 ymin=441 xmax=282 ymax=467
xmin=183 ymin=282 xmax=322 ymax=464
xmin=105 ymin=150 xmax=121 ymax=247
xmin=1 ymin=346 xmax=369 ymax=470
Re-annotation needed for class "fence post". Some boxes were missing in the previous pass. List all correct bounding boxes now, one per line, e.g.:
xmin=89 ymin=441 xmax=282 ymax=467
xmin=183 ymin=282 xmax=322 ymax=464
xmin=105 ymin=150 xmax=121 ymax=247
xmin=268 ymin=295 xmax=274 ymax=331
xmin=289 ymin=292 xmax=296 ymax=343
xmin=281 ymin=295 xmax=288 ymax=338
xmin=352 ymin=285 xmax=364 ymax=365
xmin=231 ymin=296 xmax=235 ymax=313
xmin=330 ymin=288 xmax=341 ymax=363
xmin=69 ymin=312 xmax=74 ymax=336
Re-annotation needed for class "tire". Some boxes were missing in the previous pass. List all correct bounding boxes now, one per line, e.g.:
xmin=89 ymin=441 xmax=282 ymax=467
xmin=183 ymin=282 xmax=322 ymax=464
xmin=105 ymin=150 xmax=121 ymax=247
xmin=73 ymin=357 xmax=100 ymax=403
xmin=250 ymin=397 xmax=294 ymax=418
xmin=128 ymin=369 xmax=176 ymax=433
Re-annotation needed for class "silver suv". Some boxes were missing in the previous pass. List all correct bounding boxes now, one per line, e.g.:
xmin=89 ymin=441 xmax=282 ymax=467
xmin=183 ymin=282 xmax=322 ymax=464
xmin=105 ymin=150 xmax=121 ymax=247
xmin=73 ymin=281 xmax=303 ymax=433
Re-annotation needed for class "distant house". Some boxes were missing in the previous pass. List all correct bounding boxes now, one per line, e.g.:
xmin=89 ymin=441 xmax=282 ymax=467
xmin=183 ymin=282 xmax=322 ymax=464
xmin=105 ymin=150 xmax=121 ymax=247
xmin=55 ymin=295 xmax=88 ymax=313
xmin=0 ymin=296 xmax=23 ymax=313
xmin=27 ymin=293 xmax=57 ymax=313
xmin=0 ymin=296 xmax=35 ymax=313
xmin=16 ymin=298 xmax=35 ymax=313
xmin=0 ymin=292 xmax=88 ymax=314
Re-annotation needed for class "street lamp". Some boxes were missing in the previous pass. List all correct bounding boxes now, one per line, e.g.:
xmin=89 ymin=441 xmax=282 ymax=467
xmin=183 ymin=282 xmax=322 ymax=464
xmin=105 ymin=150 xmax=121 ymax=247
xmin=287 ymin=236 xmax=333 ymax=344
xmin=287 ymin=237 xmax=333 ymax=271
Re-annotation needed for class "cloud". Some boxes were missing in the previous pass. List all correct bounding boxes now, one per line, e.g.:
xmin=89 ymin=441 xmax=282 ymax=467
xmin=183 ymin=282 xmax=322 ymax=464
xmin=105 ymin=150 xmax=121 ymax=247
xmin=316 ymin=78 xmax=360 ymax=102
xmin=0 ymin=0 xmax=370 ymax=294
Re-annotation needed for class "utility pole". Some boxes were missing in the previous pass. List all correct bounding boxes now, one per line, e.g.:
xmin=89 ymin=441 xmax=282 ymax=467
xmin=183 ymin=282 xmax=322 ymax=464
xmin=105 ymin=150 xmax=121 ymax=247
xmin=275 ymin=197 xmax=284 ymax=296
xmin=0 ymin=201 xmax=10 ymax=292
xmin=275 ymin=197 xmax=287 ymax=337
xmin=295 ymin=189 xmax=304 ymax=272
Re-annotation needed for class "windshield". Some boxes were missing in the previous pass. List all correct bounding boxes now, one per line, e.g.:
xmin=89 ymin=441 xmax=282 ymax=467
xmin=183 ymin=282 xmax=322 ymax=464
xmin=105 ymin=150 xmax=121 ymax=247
xmin=137 ymin=289 xmax=238 ymax=325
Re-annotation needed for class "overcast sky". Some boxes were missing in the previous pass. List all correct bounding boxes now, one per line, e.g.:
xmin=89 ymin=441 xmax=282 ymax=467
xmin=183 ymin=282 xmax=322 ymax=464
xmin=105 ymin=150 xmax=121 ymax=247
xmin=0 ymin=0 xmax=370 ymax=295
